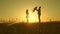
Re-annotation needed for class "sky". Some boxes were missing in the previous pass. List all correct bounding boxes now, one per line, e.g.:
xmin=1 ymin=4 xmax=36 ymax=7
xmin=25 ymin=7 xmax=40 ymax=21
xmin=0 ymin=0 xmax=60 ymax=22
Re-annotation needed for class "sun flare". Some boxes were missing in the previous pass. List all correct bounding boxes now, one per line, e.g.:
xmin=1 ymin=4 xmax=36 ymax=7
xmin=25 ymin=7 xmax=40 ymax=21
xmin=29 ymin=15 xmax=35 ymax=22
xmin=28 ymin=12 xmax=38 ymax=23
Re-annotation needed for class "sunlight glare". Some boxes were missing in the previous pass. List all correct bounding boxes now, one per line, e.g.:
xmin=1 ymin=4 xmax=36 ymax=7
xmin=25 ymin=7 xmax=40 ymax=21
xmin=29 ymin=14 xmax=35 ymax=23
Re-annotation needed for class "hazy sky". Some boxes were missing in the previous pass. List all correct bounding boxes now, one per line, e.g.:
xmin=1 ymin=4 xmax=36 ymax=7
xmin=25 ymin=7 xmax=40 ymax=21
xmin=0 ymin=0 xmax=60 ymax=22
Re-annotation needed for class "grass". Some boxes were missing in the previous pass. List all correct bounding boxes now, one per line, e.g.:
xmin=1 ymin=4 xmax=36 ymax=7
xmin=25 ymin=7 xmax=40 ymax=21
xmin=0 ymin=21 xmax=60 ymax=34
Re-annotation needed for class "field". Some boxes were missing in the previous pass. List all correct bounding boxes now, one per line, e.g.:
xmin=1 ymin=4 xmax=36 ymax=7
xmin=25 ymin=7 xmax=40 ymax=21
xmin=0 ymin=21 xmax=60 ymax=34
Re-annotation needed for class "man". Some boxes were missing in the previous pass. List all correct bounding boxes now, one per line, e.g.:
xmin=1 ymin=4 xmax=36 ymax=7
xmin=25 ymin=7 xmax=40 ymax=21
xmin=33 ymin=6 xmax=41 ymax=23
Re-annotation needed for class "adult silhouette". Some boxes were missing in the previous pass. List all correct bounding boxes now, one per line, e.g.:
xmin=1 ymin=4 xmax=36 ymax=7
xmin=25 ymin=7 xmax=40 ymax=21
xmin=33 ymin=6 xmax=41 ymax=23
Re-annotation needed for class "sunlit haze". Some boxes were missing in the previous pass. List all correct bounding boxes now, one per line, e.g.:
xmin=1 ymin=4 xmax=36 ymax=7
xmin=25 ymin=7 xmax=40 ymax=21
xmin=0 ymin=0 xmax=60 ymax=23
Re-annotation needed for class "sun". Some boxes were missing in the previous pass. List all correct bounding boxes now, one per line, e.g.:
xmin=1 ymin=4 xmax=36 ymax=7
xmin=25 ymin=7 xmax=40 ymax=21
xmin=29 ymin=15 xmax=35 ymax=22
xmin=28 ymin=13 xmax=37 ymax=23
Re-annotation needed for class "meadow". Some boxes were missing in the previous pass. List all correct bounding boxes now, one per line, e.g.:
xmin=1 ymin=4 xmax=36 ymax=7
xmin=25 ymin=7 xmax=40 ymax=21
xmin=0 ymin=21 xmax=60 ymax=34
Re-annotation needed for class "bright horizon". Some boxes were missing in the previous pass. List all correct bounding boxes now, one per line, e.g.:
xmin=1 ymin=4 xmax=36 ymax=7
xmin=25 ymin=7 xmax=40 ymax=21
xmin=0 ymin=0 xmax=60 ymax=23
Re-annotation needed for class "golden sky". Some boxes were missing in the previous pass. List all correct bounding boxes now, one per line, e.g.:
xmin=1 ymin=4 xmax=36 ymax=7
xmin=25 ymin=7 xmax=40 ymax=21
xmin=0 ymin=0 xmax=60 ymax=22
